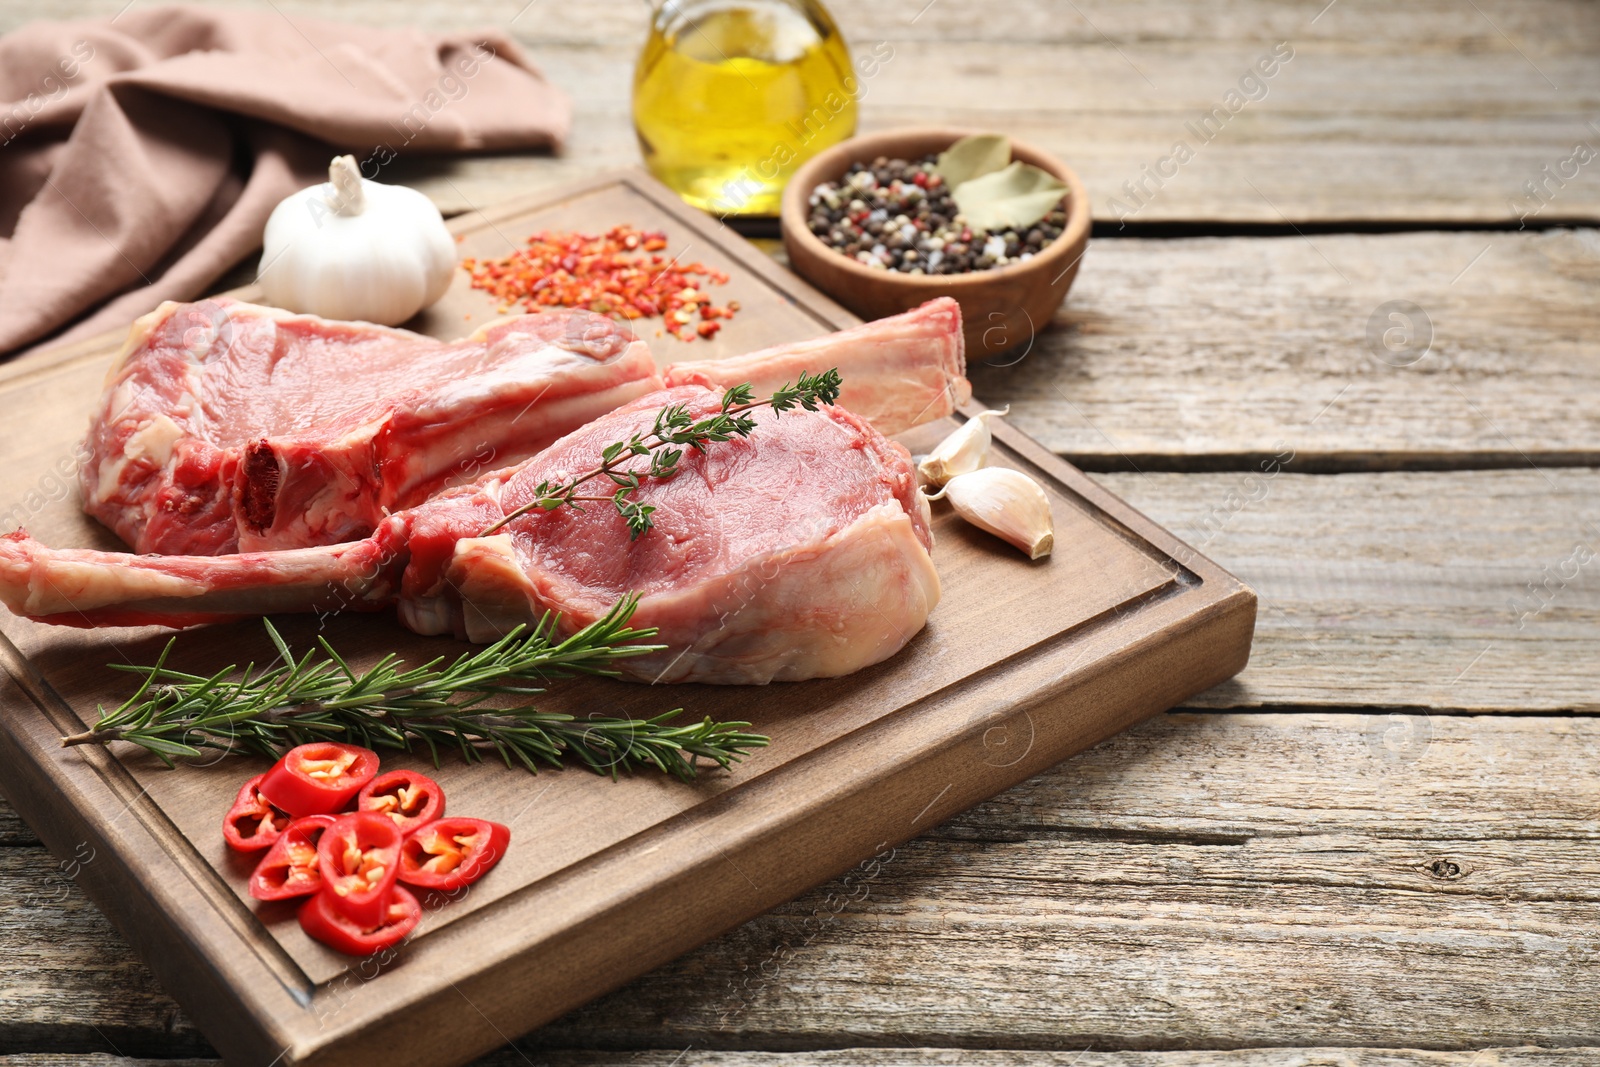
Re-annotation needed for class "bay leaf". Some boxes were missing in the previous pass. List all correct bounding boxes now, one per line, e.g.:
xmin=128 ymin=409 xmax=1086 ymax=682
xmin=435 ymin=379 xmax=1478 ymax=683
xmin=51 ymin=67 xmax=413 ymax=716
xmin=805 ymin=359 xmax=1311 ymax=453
xmin=934 ymin=134 xmax=1011 ymax=188
xmin=951 ymin=161 xmax=1070 ymax=234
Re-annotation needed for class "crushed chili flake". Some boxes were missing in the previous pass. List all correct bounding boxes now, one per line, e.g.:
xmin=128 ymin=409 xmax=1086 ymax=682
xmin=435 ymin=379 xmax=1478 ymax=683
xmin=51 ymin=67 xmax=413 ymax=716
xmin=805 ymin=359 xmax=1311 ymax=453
xmin=460 ymin=225 xmax=738 ymax=343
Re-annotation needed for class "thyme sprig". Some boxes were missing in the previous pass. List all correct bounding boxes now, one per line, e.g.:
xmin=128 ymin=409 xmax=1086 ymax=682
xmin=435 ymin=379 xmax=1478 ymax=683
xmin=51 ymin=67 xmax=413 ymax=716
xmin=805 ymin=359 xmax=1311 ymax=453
xmin=60 ymin=596 xmax=768 ymax=782
xmin=482 ymin=368 xmax=844 ymax=539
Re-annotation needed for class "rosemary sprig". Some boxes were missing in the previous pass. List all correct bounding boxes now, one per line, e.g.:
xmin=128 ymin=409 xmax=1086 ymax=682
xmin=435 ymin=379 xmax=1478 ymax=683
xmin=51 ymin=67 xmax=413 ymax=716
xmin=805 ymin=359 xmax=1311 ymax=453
xmin=61 ymin=596 xmax=768 ymax=782
xmin=481 ymin=368 xmax=844 ymax=539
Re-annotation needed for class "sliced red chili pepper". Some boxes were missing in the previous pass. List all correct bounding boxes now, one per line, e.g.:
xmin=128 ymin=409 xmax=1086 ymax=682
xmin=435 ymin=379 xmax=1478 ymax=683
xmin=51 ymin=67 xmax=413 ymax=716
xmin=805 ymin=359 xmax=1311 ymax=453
xmin=398 ymin=818 xmax=510 ymax=892
xmin=223 ymin=773 xmax=291 ymax=853
xmin=357 ymin=770 xmax=444 ymax=835
xmin=298 ymin=883 xmax=420 ymax=957
xmin=317 ymin=812 xmax=402 ymax=927
xmin=256 ymin=742 xmax=379 ymax=817
xmin=249 ymin=815 xmax=337 ymax=901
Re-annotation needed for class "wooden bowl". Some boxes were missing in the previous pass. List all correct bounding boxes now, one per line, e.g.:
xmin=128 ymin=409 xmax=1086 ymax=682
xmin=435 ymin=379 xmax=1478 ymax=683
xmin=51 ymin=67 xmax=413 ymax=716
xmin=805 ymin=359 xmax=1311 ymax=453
xmin=781 ymin=127 xmax=1090 ymax=359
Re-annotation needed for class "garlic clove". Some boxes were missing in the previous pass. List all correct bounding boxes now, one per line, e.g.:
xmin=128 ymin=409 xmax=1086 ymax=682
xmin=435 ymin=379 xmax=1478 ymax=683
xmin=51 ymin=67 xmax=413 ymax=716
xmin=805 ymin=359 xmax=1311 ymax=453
xmin=917 ymin=406 xmax=1009 ymax=487
xmin=927 ymin=467 xmax=1053 ymax=559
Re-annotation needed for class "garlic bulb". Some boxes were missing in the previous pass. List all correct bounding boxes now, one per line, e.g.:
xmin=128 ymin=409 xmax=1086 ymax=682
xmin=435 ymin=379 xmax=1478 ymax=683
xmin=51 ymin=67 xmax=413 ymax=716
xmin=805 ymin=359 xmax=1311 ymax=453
xmin=918 ymin=406 xmax=1009 ymax=487
xmin=258 ymin=155 xmax=455 ymax=326
xmin=927 ymin=467 xmax=1053 ymax=559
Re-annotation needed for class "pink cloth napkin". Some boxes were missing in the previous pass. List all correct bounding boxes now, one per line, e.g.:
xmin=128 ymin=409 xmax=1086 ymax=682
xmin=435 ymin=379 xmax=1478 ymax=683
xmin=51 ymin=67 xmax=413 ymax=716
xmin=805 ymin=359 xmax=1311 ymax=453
xmin=0 ymin=5 xmax=570 ymax=356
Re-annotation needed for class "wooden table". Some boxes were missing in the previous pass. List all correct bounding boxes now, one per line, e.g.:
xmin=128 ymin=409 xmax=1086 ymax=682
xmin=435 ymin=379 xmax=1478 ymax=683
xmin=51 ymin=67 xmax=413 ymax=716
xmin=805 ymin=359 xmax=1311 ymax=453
xmin=3 ymin=0 xmax=1598 ymax=1063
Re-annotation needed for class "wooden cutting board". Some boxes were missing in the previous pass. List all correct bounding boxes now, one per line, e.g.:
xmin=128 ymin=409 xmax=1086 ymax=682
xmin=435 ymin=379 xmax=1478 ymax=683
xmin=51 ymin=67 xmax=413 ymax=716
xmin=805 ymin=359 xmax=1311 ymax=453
xmin=0 ymin=170 xmax=1255 ymax=1067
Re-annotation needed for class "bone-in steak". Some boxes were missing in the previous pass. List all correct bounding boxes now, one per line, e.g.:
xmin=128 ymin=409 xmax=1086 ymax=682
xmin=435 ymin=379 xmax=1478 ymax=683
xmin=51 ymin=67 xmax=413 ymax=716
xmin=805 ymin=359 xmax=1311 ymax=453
xmin=5 ymin=385 xmax=940 ymax=684
xmin=81 ymin=294 xmax=966 ymax=559
xmin=83 ymin=299 xmax=658 ymax=555
xmin=81 ymin=297 xmax=968 ymax=560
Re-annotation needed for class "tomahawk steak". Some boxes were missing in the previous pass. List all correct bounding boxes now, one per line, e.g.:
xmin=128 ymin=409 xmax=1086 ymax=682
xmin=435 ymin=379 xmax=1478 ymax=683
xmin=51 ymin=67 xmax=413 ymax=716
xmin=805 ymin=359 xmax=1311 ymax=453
xmin=5 ymin=384 xmax=940 ymax=684
xmin=84 ymin=300 xmax=659 ymax=556
xmin=83 ymin=298 xmax=967 ymax=557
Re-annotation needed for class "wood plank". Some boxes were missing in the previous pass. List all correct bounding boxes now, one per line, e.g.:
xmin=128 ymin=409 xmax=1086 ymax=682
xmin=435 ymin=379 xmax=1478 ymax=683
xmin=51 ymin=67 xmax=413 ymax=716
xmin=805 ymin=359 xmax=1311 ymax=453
xmin=539 ymin=719 xmax=1600 ymax=1051
xmin=1098 ymin=469 xmax=1600 ymax=712
xmin=765 ymin=231 xmax=1600 ymax=472
xmin=0 ymin=789 xmax=35 ymax=844
xmin=935 ymin=710 xmax=1600 ymax=848
xmin=0 ymin=844 xmax=206 ymax=1057
xmin=5 ymin=1053 xmax=1599 ymax=1067
xmin=5 ymin=712 xmax=1600 ymax=1054
xmin=967 ymin=230 xmax=1600 ymax=471
xmin=0 ymin=1 xmax=1594 ymax=224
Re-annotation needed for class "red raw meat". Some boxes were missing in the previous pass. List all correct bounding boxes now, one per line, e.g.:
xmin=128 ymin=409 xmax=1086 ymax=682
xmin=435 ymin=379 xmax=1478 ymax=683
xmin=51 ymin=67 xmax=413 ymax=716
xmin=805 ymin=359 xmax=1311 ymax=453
xmin=81 ymin=298 xmax=968 ymax=558
xmin=4 ymin=386 xmax=940 ymax=684
xmin=83 ymin=300 xmax=659 ymax=555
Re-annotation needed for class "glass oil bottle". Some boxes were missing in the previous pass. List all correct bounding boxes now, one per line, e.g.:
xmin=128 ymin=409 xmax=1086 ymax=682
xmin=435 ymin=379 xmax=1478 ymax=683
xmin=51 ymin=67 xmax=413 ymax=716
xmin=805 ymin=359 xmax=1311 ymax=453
xmin=633 ymin=0 xmax=858 ymax=216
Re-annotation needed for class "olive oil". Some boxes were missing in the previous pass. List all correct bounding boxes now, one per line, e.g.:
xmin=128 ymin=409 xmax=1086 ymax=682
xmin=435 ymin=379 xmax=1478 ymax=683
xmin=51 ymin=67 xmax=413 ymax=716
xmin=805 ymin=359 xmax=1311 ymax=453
xmin=633 ymin=0 xmax=857 ymax=216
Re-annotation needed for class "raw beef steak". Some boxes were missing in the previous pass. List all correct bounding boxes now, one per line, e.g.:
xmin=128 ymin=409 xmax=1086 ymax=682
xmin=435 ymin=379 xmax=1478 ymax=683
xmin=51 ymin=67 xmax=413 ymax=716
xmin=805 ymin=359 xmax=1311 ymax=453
xmin=83 ymin=299 xmax=658 ymax=556
xmin=5 ymin=385 xmax=940 ymax=684
xmin=81 ymin=298 xmax=967 ymax=559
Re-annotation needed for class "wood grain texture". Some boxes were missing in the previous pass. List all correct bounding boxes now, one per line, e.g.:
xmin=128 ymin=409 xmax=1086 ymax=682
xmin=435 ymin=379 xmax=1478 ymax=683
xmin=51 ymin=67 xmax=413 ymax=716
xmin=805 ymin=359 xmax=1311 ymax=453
xmin=0 ymin=0 xmax=1589 ymax=1061
xmin=0 ymin=1 xmax=1595 ymax=224
xmin=968 ymin=229 xmax=1600 ymax=470
xmin=4 ymin=1053 xmax=1599 ymax=1067
xmin=0 ymin=852 xmax=205 ymax=1057
xmin=5 ymin=712 xmax=1600 ymax=1056
xmin=1098 ymin=469 xmax=1600 ymax=712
